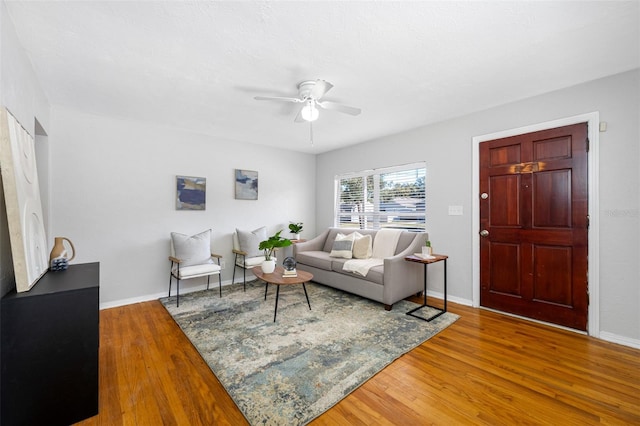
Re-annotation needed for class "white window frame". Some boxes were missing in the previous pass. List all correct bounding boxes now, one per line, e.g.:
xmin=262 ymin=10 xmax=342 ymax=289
xmin=334 ymin=162 xmax=426 ymax=231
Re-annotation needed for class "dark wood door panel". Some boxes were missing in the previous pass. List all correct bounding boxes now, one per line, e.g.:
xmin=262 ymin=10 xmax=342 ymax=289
xmin=532 ymin=245 xmax=573 ymax=306
xmin=488 ymin=242 xmax=521 ymax=297
xmin=533 ymin=170 xmax=572 ymax=228
xmin=533 ymin=135 xmax=573 ymax=161
xmin=488 ymin=143 xmax=522 ymax=167
xmin=489 ymin=175 xmax=521 ymax=226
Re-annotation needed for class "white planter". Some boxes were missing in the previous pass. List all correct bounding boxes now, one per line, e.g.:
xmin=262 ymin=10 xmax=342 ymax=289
xmin=293 ymin=233 xmax=301 ymax=240
xmin=422 ymin=246 xmax=432 ymax=256
xmin=261 ymin=259 xmax=276 ymax=274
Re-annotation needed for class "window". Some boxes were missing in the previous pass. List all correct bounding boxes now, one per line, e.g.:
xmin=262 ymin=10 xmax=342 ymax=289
xmin=335 ymin=162 xmax=426 ymax=231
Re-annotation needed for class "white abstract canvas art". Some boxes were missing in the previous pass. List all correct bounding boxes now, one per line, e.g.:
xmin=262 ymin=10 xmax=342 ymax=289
xmin=0 ymin=108 xmax=48 ymax=292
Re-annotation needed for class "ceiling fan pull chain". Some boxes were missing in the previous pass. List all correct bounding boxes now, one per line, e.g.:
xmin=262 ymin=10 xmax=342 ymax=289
xmin=310 ymin=122 xmax=314 ymax=146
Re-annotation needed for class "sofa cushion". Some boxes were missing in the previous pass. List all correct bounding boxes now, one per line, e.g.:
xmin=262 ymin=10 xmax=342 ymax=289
xmin=395 ymin=232 xmax=416 ymax=254
xmin=296 ymin=251 xmax=333 ymax=270
xmin=330 ymin=233 xmax=355 ymax=258
xmin=331 ymin=258 xmax=384 ymax=285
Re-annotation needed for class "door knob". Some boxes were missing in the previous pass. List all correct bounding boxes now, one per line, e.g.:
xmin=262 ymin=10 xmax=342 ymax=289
xmin=480 ymin=230 xmax=489 ymax=237
xmin=480 ymin=192 xmax=489 ymax=200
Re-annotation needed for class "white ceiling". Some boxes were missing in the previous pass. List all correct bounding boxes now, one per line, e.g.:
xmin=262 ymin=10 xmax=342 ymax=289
xmin=5 ymin=1 xmax=639 ymax=154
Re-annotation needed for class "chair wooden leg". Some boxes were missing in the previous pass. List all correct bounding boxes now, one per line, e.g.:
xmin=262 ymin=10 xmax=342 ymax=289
xmin=232 ymin=253 xmax=247 ymax=291
xmin=176 ymin=264 xmax=181 ymax=307
xmin=232 ymin=253 xmax=239 ymax=284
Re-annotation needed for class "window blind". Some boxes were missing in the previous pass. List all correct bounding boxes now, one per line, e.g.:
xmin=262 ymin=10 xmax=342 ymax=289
xmin=335 ymin=162 xmax=426 ymax=231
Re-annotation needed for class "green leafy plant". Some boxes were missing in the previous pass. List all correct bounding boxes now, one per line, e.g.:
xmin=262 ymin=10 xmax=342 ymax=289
xmin=288 ymin=222 xmax=304 ymax=234
xmin=425 ymin=240 xmax=431 ymax=247
xmin=259 ymin=230 xmax=292 ymax=261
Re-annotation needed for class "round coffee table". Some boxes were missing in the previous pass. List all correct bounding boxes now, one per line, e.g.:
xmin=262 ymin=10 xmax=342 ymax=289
xmin=252 ymin=265 xmax=313 ymax=322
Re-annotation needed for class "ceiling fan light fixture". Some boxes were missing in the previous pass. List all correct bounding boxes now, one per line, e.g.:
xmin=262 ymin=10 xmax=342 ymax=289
xmin=301 ymin=101 xmax=319 ymax=122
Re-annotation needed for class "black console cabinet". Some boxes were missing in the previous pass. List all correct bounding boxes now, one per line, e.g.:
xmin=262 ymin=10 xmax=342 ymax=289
xmin=1 ymin=262 xmax=99 ymax=425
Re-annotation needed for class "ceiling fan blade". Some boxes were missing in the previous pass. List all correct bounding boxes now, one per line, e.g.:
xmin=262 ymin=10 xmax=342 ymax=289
xmin=310 ymin=80 xmax=333 ymax=100
xmin=254 ymin=96 xmax=302 ymax=103
xmin=317 ymin=101 xmax=361 ymax=116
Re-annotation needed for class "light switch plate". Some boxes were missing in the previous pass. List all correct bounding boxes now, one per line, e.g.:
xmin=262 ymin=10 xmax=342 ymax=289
xmin=448 ymin=205 xmax=463 ymax=216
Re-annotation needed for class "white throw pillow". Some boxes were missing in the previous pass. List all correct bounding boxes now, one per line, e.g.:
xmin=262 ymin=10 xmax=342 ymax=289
xmin=171 ymin=229 xmax=213 ymax=266
xmin=236 ymin=226 xmax=267 ymax=258
xmin=352 ymin=232 xmax=373 ymax=259
xmin=330 ymin=233 xmax=355 ymax=259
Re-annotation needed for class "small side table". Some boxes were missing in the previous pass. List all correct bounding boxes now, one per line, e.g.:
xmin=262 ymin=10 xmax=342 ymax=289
xmin=252 ymin=266 xmax=313 ymax=322
xmin=404 ymin=254 xmax=448 ymax=322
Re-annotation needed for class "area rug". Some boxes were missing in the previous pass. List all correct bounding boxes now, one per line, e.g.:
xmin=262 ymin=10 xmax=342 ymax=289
xmin=160 ymin=280 xmax=458 ymax=425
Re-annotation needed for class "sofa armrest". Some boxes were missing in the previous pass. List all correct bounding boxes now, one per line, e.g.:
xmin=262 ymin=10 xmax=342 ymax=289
xmin=293 ymin=229 xmax=330 ymax=255
xmin=382 ymin=232 xmax=428 ymax=304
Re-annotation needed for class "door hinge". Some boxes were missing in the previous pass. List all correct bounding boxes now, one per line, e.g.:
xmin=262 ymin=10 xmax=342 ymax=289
xmin=586 ymin=138 xmax=590 ymax=152
xmin=586 ymin=215 xmax=590 ymax=229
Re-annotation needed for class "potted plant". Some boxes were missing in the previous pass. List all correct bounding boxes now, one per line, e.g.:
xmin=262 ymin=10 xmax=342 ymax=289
xmin=258 ymin=230 xmax=292 ymax=273
xmin=288 ymin=222 xmax=304 ymax=240
xmin=422 ymin=239 xmax=432 ymax=257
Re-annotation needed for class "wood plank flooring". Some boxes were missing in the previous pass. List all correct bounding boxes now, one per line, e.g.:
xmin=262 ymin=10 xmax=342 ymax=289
xmin=75 ymin=297 xmax=640 ymax=425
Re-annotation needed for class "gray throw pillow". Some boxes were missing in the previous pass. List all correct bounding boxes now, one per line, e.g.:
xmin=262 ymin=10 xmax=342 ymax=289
xmin=329 ymin=233 xmax=355 ymax=259
xmin=171 ymin=229 xmax=212 ymax=266
xmin=236 ymin=226 xmax=267 ymax=258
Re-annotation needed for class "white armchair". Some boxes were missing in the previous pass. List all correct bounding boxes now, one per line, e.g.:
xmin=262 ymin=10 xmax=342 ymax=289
xmin=169 ymin=230 xmax=222 ymax=307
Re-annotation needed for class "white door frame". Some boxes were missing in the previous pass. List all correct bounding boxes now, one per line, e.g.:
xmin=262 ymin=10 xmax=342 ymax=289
xmin=471 ymin=112 xmax=600 ymax=337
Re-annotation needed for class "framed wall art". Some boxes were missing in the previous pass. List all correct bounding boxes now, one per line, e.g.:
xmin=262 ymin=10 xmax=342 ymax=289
xmin=235 ymin=169 xmax=258 ymax=200
xmin=0 ymin=107 xmax=49 ymax=292
xmin=176 ymin=175 xmax=206 ymax=210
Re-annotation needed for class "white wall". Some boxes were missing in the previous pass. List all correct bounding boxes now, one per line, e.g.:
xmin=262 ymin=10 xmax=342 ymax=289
xmin=50 ymin=107 xmax=316 ymax=306
xmin=0 ymin=0 xmax=50 ymax=297
xmin=316 ymin=69 xmax=640 ymax=344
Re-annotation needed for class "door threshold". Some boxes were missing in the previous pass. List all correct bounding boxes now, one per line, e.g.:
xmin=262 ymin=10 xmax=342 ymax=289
xmin=479 ymin=306 xmax=588 ymax=335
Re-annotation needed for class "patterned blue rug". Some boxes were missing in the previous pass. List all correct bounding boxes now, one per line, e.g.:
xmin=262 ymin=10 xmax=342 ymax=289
xmin=160 ymin=280 xmax=458 ymax=425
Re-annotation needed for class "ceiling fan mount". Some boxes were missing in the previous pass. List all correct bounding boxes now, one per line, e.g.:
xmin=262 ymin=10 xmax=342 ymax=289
xmin=296 ymin=80 xmax=319 ymax=100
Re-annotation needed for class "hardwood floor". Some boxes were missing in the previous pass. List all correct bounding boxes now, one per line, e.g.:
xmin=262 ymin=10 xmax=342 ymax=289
xmin=76 ymin=297 xmax=640 ymax=425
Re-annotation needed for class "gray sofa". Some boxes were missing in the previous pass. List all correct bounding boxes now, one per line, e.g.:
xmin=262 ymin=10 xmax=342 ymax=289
xmin=293 ymin=227 xmax=428 ymax=310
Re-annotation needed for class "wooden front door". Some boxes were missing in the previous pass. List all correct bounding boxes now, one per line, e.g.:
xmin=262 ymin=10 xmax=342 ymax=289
xmin=479 ymin=123 xmax=589 ymax=330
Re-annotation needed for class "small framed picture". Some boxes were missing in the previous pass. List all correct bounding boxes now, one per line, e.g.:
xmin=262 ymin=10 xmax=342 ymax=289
xmin=176 ymin=175 xmax=206 ymax=210
xmin=235 ymin=169 xmax=258 ymax=200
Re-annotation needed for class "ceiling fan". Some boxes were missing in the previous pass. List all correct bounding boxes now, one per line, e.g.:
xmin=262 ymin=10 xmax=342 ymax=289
xmin=254 ymin=80 xmax=362 ymax=122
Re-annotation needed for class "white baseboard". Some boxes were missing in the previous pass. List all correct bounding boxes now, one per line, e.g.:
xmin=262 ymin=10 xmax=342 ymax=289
xmin=99 ymin=278 xmax=240 ymax=310
xmin=599 ymin=331 xmax=640 ymax=349
xmin=425 ymin=290 xmax=473 ymax=307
